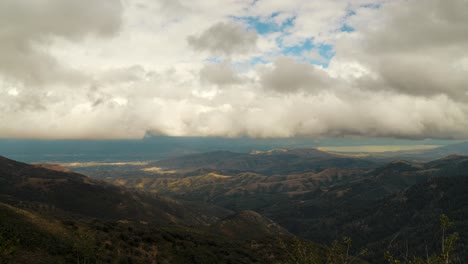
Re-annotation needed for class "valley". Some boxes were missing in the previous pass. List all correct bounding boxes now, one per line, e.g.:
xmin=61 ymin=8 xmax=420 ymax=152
xmin=1 ymin=143 xmax=468 ymax=263
xmin=3 ymin=0 xmax=467 ymax=262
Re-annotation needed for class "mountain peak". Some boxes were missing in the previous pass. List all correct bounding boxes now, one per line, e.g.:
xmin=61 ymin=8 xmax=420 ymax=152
xmin=375 ymin=159 xmax=421 ymax=173
xmin=443 ymin=154 xmax=467 ymax=160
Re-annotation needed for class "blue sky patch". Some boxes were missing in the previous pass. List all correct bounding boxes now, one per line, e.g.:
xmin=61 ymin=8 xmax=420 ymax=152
xmin=249 ymin=56 xmax=269 ymax=65
xmin=234 ymin=13 xmax=295 ymax=35
xmin=306 ymin=48 xmax=335 ymax=67
xmin=282 ymin=38 xmax=314 ymax=56
xmin=318 ymin=44 xmax=335 ymax=60
xmin=281 ymin=39 xmax=335 ymax=67
xmin=231 ymin=14 xmax=344 ymax=67
xmin=242 ymin=16 xmax=280 ymax=34
xmin=340 ymin=24 xmax=355 ymax=32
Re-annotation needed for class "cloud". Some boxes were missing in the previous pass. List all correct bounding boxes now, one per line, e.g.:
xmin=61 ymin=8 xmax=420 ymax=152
xmin=334 ymin=0 xmax=468 ymax=100
xmin=0 ymin=0 xmax=123 ymax=86
xmin=363 ymin=0 xmax=468 ymax=53
xmin=260 ymin=57 xmax=330 ymax=93
xmin=187 ymin=22 xmax=258 ymax=56
xmin=2 ymin=0 xmax=468 ymax=140
xmin=156 ymin=0 xmax=190 ymax=18
xmin=199 ymin=62 xmax=242 ymax=86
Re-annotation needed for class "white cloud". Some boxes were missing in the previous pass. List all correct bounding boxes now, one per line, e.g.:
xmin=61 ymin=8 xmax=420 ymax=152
xmin=1 ymin=0 xmax=468 ymax=140
xmin=333 ymin=0 xmax=468 ymax=100
xmin=0 ymin=0 xmax=123 ymax=86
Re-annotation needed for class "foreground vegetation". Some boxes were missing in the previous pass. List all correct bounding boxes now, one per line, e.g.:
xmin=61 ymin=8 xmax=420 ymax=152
xmin=275 ymin=214 xmax=462 ymax=264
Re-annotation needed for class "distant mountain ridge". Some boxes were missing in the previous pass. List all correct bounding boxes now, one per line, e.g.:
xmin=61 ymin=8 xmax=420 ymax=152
xmin=422 ymin=142 xmax=468 ymax=158
xmin=152 ymin=148 xmax=377 ymax=175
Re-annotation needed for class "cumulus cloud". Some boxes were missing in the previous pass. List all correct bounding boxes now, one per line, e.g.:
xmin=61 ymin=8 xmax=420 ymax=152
xmin=199 ymin=62 xmax=242 ymax=86
xmin=187 ymin=22 xmax=258 ymax=56
xmin=335 ymin=0 xmax=468 ymax=100
xmin=260 ymin=57 xmax=330 ymax=93
xmin=0 ymin=0 xmax=123 ymax=86
xmin=1 ymin=0 xmax=468 ymax=140
xmin=363 ymin=0 xmax=468 ymax=53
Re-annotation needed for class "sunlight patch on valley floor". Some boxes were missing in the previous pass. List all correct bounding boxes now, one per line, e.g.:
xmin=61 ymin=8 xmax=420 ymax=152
xmin=318 ymin=145 xmax=441 ymax=153
xmin=59 ymin=161 xmax=149 ymax=167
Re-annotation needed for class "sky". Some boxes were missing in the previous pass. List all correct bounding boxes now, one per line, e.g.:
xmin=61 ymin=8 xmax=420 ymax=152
xmin=1 ymin=0 xmax=468 ymax=140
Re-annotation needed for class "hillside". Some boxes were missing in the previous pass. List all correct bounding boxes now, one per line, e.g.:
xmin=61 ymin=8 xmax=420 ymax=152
xmin=110 ymin=153 xmax=468 ymax=262
xmin=272 ymin=156 xmax=468 ymax=261
xmin=5 ymin=152 xmax=468 ymax=262
xmin=212 ymin=210 xmax=290 ymax=241
xmin=0 ymin=156 xmax=300 ymax=263
xmin=0 ymin=156 xmax=229 ymax=225
xmin=325 ymin=175 xmax=468 ymax=262
xmin=0 ymin=200 xmax=288 ymax=263
xmin=113 ymin=168 xmax=364 ymax=213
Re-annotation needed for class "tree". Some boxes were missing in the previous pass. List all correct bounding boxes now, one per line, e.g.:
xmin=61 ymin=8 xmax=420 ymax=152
xmin=326 ymin=237 xmax=367 ymax=264
xmin=276 ymin=236 xmax=367 ymax=264
xmin=276 ymin=236 xmax=323 ymax=264
xmin=385 ymin=214 xmax=459 ymax=264
xmin=73 ymin=230 xmax=96 ymax=264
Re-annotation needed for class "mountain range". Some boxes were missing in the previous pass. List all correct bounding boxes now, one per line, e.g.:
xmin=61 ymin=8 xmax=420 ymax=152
xmin=0 ymin=155 xmax=296 ymax=263
xmin=102 ymin=150 xmax=468 ymax=263
xmin=1 ymin=147 xmax=468 ymax=263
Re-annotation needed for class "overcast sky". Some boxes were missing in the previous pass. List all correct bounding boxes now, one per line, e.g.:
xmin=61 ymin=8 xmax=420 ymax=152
xmin=1 ymin=0 xmax=467 ymax=140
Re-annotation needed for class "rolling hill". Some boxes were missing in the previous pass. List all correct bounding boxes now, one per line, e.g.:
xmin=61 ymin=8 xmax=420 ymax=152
xmin=110 ymin=152 xmax=468 ymax=262
xmin=0 ymin=155 xmax=297 ymax=263
xmin=0 ymin=156 xmax=229 ymax=224
xmin=5 ymin=151 xmax=468 ymax=262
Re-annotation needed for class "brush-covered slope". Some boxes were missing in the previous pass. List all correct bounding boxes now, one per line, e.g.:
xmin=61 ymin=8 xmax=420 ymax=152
xmin=0 ymin=156 xmax=229 ymax=224
xmin=324 ymin=174 xmax=468 ymax=262
xmin=0 ymin=156 xmax=298 ymax=263
xmin=0 ymin=201 xmax=289 ymax=264
xmin=277 ymin=156 xmax=468 ymax=262
xmin=212 ymin=210 xmax=290 ymax=241
xmin=113 ymin=168 xmax=363 ymax=211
